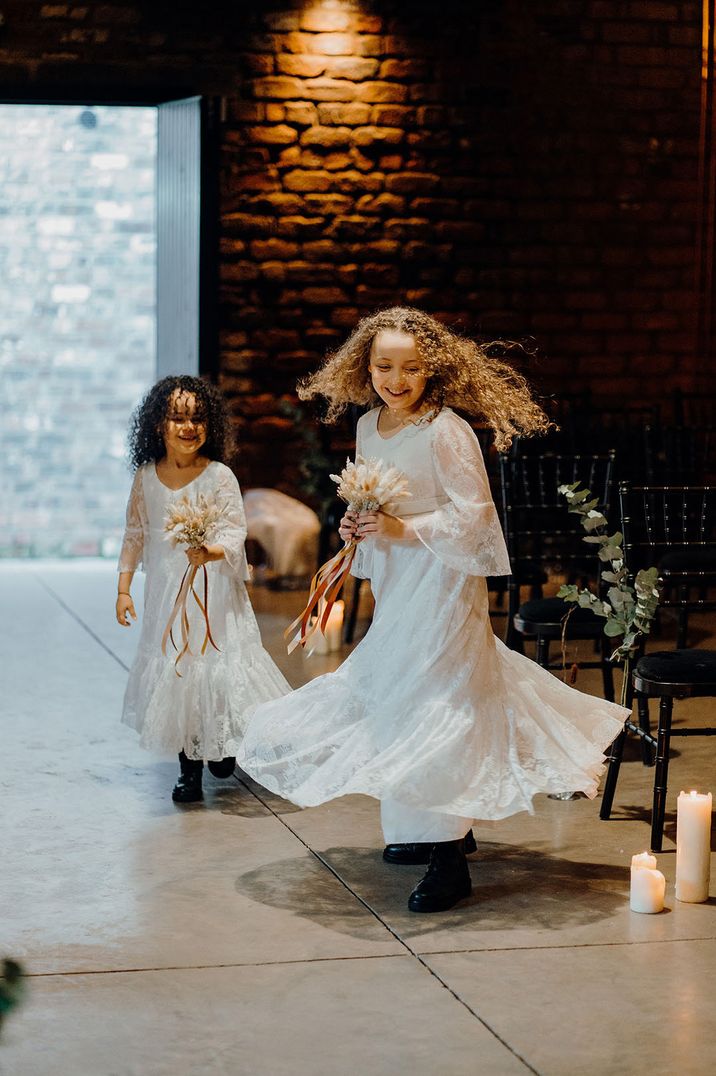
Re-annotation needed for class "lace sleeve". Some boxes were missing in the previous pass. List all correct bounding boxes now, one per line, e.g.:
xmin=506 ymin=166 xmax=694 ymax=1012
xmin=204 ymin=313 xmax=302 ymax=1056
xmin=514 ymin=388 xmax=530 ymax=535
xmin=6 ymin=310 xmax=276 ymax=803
xmin=118 ymin=468 xmax=148 ymax=573
xmin=211 ymin=464 xmax=251 ymax=581
xmin=350 ymin=412 xmax=372 ymax=580
xmin=411 ymin=412 xmax=511 ymax=577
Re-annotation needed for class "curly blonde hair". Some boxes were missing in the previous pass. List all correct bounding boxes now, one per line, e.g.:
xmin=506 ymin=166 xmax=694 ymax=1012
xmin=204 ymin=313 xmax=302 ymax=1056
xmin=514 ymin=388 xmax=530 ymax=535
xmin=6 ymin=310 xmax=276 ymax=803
xmin=298 ymin=306 xmax=552 ymax=452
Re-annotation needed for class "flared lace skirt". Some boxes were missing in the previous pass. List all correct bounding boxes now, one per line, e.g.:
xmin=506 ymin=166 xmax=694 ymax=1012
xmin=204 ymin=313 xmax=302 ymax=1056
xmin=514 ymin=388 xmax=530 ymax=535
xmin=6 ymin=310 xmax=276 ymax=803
xmin=238 ymin=539 xmax=627 ymax=820
xmin=122 ymin=551 xmax=290 ymax=761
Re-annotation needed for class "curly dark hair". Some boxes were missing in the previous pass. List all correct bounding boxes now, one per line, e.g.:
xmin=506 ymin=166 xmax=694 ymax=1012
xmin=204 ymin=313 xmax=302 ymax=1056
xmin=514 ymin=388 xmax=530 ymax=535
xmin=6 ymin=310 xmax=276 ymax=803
xmin=127 ymin=375 xmax=233 ymax=470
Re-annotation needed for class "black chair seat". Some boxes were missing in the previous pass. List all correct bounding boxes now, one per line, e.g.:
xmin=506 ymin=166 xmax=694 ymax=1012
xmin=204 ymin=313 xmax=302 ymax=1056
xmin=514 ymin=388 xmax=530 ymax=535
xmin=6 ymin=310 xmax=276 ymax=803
xmin=659 ymin=546 xmax=716 ymax=573
xmin=634 ymin=648 xmax=716 ymax=692
xmin=514 ymin=596 xmax=604 ymax=637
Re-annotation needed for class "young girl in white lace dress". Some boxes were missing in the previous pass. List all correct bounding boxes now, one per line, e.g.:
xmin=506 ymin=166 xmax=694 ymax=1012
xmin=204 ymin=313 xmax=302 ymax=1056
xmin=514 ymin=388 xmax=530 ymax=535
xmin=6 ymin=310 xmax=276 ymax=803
xmin=116 ymin=376 xmax=290 ymax=803
xmin=238 ymin=308 xmax=628 ymax=912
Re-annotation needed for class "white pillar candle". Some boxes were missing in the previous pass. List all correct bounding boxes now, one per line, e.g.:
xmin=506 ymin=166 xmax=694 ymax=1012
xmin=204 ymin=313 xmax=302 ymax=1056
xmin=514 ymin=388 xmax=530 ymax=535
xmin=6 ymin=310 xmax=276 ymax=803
xmin=326 ymin=600 xmax=345 ymax=653
xmin=630 ymin=852 xmax=666 ymax=913
xmin=676 ymin=790 xmax=712 ymax=903
xmin=309 ymin=600 xmax=345 ymax=656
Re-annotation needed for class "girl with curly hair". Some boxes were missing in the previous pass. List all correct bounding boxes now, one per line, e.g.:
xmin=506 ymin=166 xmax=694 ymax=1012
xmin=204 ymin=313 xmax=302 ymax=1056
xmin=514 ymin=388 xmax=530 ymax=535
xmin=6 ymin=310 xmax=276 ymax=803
xmin=239 ymin=309 xmax=627 ymax=912
xmin=116 ymin=376 xmax=289 ymax=803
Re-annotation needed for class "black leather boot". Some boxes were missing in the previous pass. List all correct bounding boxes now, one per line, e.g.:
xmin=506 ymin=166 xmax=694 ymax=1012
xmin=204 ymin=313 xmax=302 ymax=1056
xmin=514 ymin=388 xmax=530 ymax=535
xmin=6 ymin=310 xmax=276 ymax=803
xmin=407 ymin=838 xmax=472 ymax=913
xmin=172 ymin=751 xmax=204 ymax=803
xmin=383 ymin=828 xmax=477 ymax=865
xmin=207 ymin=757 xmax=236 ymax=779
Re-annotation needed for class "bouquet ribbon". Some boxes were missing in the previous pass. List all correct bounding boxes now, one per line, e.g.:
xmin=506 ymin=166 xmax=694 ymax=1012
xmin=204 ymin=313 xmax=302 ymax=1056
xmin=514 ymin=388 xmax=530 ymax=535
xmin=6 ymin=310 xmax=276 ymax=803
xmin=161 ymin=562 xmax=220 ymax=676
xmin=284 ymin=540 xmax=357 ymax=655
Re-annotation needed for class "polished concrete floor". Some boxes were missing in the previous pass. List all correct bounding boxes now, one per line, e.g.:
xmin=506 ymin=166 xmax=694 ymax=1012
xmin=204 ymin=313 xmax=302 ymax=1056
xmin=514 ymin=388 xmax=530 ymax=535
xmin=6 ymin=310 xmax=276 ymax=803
xmin=2 ymin=561 xmax=715 ymax=1075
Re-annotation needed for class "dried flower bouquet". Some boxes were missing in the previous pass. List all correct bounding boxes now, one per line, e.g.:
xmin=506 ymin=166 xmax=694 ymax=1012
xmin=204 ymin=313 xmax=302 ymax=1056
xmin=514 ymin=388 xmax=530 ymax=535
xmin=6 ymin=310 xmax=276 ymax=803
xmin=161 ymin=493 xmax=223 ymax=674
xmin=285 ymin=456 xmax=411 ymax=654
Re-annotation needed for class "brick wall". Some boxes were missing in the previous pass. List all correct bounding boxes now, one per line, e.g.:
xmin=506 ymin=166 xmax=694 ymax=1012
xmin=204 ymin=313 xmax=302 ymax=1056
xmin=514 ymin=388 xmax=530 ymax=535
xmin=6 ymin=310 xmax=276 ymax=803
xmin=0 ymin=0 xmax=704 ymax=492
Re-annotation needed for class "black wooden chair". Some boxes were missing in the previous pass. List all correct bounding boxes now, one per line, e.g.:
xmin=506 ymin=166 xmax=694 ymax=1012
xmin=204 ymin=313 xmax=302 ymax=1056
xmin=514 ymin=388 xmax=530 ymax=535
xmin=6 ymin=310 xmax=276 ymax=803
xmin=673 ymin=388 xmax=716 ymax=427
xmin=600 ymin=483 xmax=716 ymax=851
xmin=645 ymin=424 xmax=716 ymax=486
xmin=499 ymin=449 xmax=617 ymax=701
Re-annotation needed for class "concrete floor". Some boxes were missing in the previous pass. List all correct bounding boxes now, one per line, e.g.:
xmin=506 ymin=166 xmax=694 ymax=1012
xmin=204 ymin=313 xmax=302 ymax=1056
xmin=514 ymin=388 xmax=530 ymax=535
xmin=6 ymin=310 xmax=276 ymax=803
xmin=2 ymin=561 xmax=715 ymax=1076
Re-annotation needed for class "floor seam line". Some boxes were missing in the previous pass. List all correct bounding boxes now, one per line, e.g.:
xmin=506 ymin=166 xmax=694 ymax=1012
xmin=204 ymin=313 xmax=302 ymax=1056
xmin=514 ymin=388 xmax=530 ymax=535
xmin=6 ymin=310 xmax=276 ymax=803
xmin=22 ymin=952 xmax=408 ymax=979
xmin=32 ymin=571 xmax=130 ymax=672
xmin=417 ymin=935 xmax=716 ymax=957
xmin=238 ymin=777 xmax=542 ymax=1076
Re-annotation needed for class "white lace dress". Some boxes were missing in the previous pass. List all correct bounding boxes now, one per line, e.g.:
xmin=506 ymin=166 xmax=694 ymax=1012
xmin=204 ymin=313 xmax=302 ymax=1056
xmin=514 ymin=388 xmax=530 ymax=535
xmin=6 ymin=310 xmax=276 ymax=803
xmin=238 ymin=408 xmax=628 ymax=842
xmin=119 ymin=461 xmax=290 ymax=761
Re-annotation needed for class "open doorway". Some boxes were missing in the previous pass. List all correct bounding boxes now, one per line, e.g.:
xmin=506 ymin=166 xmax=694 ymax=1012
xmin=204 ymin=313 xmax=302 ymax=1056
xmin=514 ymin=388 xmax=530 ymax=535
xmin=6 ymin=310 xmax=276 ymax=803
xmin=1 ymin=96 xmax=208 ymax=559
xmin=0 ymin=103 xmax=157 ymax=557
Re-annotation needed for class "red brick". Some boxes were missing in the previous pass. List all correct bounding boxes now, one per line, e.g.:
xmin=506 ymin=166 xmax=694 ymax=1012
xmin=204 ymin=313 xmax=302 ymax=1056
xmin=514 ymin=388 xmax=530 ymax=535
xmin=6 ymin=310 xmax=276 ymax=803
xmin=357 ymin=82 xmax=409 ymax=104
xmin=242 ymin=53 xmax=274 ymax=77
xmin=250 ymin=238 xmax=300 ymax=259
xmin=379 ymin=58 xmax=433 ymax=80
xmin=323 ymin=57 xmax=379 ymax=81
xmin=276 ymin=54 xmax=327 ymax=78
xmin=385 ymin=172 xmax=440 ymax=194
xmin=251 ymin=77 xmax=305 ymax=100
xmin=263 ymin=11 xmax=300 ymax=31
xmin=355 ymin=192 xmax=407 ymax=214
xmin=383 ymin=35 xmax=439 ymax=57
xmin=221 ymin=262 xmax=259 ymax=282
xmin=628 ymin=1 xmax=678 ymax=17
xmin=283 ymin=169 xmax=334 ymax=192
xmin=330 ymin=170 xmax=383 ymax=192
xmin=303 ymin=194 xmax=354 ymax=214
xmin=302 ymin=240 xmax=343 ymax=261
xmin=277 ymin=147 xmax=302 ymax=167
xmin=223 ymin=213 xmax=276 ymax=235
xmin=353 ymin=125 xmax=404 ymax=146
xmin=385 ymin=217 xmax=433 ymax=239
xmin=299 ymin=8 xmax=351 ymax=32
xmin=371 ymin=105 xmax=417 ymax=126
xmin=317 ymin=102 xmax=372 ymax=125
xmin=632 ymin=312 xmax=681 ymax=330
xmin=353 ymin=14 xmax=383 ymax=32
xmin=302 ymin=78 xmax=358 ymax=102
xmin=303 ymin=286 xmax=348 ymax=304
xmin=301 ymin=33 xmax=356 ymax=56
xmin=258 ymin=261 xmax=286 ymax=282
xmin=328 ymin=215 xmax=382 ymax=239
xmin=284 ymin=102 xmax=319 ymax=126
xmin=276 ymin=216 xmax=326 ymax=239
xmin=300 ymin=125 xmax=352 ymax=148
xmin=245 ymin=125 xmax=299 ymax=145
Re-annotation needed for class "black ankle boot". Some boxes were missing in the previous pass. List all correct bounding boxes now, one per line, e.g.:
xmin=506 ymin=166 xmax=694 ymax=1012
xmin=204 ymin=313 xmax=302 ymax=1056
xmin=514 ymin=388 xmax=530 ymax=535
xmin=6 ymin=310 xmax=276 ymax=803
xmin=407 ymin=838 xmax=472 ymax=913
xmin=383 ymin=828 xmax=477 ymax=865
xmin=207 ymin=757 xmax=236 ymax=779
xmin=172 ymin=751 xmax=203 ymax=803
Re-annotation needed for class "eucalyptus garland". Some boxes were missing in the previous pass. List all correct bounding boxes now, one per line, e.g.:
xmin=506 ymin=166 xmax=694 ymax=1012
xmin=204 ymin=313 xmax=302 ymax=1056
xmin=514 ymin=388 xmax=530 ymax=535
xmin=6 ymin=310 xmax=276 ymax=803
xmin=557 ymin=482 xmax=661 ymax=705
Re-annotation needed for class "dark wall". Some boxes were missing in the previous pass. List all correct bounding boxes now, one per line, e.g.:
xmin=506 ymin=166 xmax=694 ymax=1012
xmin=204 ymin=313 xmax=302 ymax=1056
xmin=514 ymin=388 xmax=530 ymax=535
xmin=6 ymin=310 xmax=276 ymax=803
xmin=0 ymin=0 xmax=703 ymax=490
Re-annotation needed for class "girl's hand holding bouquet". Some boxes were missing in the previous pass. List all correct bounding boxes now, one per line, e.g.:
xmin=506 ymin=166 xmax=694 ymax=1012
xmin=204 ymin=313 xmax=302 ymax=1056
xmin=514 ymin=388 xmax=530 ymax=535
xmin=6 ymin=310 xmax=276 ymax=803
xmin=286 ymin=455 xmax=411 ymax=654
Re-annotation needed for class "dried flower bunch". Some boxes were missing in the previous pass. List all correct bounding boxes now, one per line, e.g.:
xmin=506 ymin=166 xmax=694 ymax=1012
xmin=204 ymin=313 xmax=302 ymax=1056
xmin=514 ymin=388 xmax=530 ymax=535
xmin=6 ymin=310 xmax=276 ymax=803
xmin=330 ymin=455 xmax=412 ymax=516
xmin=286 ymin=456 xmax=411 ymax=653
xmin=164 ymin=493 xmax=221 ymax=550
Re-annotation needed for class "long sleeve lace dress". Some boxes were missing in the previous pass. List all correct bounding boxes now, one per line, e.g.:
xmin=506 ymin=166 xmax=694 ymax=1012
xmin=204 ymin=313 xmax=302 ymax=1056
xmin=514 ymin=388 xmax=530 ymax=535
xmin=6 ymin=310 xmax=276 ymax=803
xmin=119 ymin=461 xmax=290 ymax=761
xmin=237 ymin=409 xmax=627 ymax=841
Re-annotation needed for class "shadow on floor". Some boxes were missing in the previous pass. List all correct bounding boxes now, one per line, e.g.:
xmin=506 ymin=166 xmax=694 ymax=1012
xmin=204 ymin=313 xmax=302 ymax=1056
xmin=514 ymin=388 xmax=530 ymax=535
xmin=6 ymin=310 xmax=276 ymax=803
xmin=234 ymin=842 xmax=627 ymax=941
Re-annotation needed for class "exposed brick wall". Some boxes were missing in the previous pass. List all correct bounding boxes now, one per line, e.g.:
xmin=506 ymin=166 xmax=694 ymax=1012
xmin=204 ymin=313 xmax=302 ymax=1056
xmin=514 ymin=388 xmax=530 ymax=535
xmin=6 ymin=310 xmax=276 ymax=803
xmin=0 ymin=0 xmax=704 ymax=491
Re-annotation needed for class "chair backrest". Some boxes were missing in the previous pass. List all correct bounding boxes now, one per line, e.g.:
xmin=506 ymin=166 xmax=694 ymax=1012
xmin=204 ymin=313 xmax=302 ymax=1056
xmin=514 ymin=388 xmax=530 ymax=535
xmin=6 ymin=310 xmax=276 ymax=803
xmin=500 ymin=451 xmax=616 ymax=586
xmin=645 ymin=425 xmax=716 ymax=485
xmin=619 ymin=482 xmax=716 ymax=605
xmin=673 ymin=389 xmax=716 ymax=427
